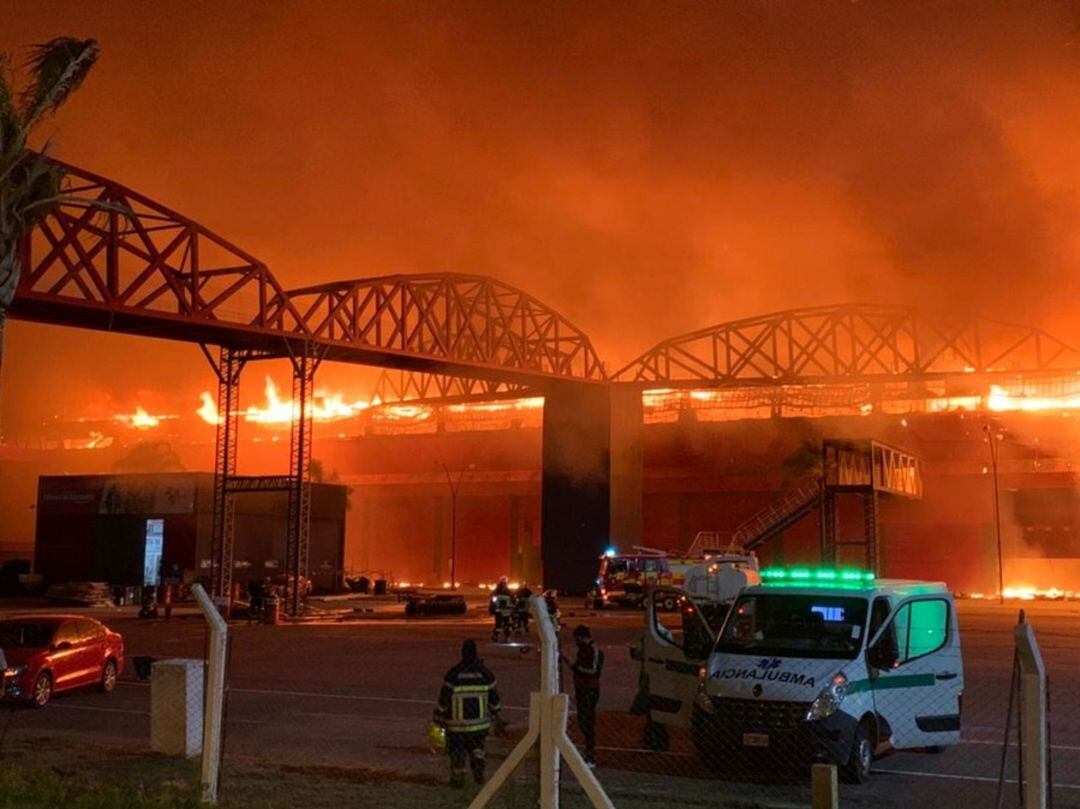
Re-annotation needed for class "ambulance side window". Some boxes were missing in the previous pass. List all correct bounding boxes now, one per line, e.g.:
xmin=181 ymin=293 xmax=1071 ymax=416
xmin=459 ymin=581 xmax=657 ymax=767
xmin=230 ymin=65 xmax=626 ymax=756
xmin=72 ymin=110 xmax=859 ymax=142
xmin=651 ymin=591 xmax=683 ymax=647
xmin=891 ymin=599 xmax=950 ymax=664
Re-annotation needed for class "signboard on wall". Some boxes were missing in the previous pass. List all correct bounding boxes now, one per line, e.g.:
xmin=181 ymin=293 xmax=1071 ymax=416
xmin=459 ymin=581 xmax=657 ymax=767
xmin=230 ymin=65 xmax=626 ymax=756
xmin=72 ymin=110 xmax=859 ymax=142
xmin=38 ymin=475 xmax=198 ymax=515
xmin=100 ymin=477 xmax=196 ymax=515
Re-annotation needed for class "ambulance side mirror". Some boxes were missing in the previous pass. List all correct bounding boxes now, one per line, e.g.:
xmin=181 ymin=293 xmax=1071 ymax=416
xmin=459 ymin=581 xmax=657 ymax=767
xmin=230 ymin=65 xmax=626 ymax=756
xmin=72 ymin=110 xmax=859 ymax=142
xmin=684 ymin=635 xmax=711 ymax=661
xmin=867 ymin=638 xmax=899 ymax=671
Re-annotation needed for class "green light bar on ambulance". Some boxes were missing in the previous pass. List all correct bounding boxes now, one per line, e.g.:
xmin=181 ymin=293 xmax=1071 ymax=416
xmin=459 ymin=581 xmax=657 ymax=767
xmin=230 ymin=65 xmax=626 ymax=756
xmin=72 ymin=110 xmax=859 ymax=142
xmin=760 ymin=567 xmax=875 ymax=586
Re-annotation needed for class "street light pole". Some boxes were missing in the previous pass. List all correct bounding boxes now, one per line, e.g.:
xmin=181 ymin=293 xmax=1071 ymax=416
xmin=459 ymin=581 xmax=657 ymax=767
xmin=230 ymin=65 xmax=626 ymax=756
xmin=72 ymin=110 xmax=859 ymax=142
xmin=983 ymin=425 xmax=1005 ymax=605
xmin=436 ymin=461 xmax=474 ymax=590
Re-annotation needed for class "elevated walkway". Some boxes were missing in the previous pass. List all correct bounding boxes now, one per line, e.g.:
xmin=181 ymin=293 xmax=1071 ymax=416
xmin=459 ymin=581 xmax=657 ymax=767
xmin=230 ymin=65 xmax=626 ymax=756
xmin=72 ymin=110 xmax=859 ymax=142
xmin=730 ymin=439 xmax=923 ymax=573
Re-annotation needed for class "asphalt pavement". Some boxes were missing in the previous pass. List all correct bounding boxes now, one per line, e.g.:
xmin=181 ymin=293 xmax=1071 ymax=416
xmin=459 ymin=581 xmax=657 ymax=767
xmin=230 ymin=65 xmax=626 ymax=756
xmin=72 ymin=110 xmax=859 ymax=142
xmin=4 ymin=598 xmax=1080 ymax=808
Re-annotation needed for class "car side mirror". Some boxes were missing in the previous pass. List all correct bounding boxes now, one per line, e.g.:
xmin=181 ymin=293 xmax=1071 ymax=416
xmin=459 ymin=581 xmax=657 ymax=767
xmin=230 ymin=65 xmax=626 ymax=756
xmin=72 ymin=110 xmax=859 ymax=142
xmin=52 ymin=641 xmax=73 ymax=652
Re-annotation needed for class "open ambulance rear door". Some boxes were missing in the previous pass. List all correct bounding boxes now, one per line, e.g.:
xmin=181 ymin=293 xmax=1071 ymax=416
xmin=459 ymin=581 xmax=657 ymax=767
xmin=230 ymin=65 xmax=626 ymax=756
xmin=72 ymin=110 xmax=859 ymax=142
xmin=642 ymin=588 xmax=727 ymax=728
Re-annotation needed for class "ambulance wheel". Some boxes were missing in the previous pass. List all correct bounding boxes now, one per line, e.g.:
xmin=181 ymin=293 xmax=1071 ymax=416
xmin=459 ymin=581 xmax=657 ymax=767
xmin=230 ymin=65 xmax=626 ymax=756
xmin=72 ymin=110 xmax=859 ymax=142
xmin=841 ymin=722 xmax=874 ymax=784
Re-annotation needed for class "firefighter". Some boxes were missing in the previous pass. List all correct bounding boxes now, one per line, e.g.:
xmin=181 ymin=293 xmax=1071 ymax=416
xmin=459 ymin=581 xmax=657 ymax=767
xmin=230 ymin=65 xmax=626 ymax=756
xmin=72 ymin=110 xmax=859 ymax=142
xmin=435 ymin=639 xmax=503 ymax=787
xmin=561 ymin=624 xmax=603 ymax=767
xmin=490 ymin=578 xmax=514 ymax=642
xmin=513 ymin=584 xmax=533 ymax=634
xmin=543 ymin=589 xmax=562 ymax=632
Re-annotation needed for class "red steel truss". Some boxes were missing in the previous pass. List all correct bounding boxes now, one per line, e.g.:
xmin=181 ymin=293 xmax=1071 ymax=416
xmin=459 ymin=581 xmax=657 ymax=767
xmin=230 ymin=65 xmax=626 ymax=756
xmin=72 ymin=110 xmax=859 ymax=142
xmin=616 ymin=303 xmax=1080 ymax=387
xmin=14 ymin=158 xmax=307 ymax=351
xmin=372 ymin=369 xmax=530 ymax=404
xmin=275 ymin=275 xmax=605 ymax=383
xmin=13 ymin=160 xmax=606 ymax=386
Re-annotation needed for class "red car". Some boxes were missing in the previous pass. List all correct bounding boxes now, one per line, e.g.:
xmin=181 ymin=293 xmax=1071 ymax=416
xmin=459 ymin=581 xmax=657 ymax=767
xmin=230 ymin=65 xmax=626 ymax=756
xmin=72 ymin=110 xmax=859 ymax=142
xmin=0 ymin=615 xmax=124 ymax=708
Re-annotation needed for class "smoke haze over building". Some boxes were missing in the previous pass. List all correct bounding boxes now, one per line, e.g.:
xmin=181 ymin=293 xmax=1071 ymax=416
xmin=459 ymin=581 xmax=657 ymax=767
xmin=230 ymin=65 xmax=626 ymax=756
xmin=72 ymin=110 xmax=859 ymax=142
xmin=3 ymin=1 xmax=1080 ymax=429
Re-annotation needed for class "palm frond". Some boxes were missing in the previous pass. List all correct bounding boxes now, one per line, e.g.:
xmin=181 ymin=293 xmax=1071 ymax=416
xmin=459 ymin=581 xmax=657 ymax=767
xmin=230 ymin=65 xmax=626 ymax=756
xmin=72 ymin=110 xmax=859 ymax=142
xmin=3 ymin=151 xmax=62 ymax=230
xmin=20 ymin=37 xmax=99 ymax=128
xmin=0 ymin=53 xmax=21 ymax=162
xmin=0 ymin=53 xmax=13 ymax=118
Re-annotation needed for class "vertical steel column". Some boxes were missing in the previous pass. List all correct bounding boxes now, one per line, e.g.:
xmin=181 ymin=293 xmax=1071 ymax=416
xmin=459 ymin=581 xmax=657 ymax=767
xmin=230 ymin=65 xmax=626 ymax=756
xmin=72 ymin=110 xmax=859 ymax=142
xmin=286 ymin=345 xmax=316 ymax=617
xmin=209 ymin=347 xmax=243 ymax=599
xmin=863 ymin=491 xmax=881 ymax=575
xmin=820 ymin=490 xmax=838 ymax=565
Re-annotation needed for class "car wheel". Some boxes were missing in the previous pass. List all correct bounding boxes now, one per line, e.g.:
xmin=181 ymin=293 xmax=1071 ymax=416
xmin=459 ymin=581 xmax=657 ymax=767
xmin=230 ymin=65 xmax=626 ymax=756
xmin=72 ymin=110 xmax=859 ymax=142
xmin=841 ymin=721 xmax=874 ymax=784
xmin=31 ymin=672 xmax=52 ymax=708
xmin=661 ymin=596 xmax=678 ymax=612
xmin=99 ymin=659 xmax=118 ymax=693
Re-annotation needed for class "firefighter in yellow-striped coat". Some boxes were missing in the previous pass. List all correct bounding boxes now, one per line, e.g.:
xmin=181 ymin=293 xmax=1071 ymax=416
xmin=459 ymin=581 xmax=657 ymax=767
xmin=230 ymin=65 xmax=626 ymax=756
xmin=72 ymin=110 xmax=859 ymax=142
xmin=434 ymin=640 xmax=503 ymax=787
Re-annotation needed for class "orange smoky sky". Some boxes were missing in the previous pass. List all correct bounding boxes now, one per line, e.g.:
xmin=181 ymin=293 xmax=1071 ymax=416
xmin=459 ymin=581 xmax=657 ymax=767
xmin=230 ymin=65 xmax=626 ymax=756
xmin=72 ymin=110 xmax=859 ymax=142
xmin=3 ymin=1 xmax=1080 ymax=431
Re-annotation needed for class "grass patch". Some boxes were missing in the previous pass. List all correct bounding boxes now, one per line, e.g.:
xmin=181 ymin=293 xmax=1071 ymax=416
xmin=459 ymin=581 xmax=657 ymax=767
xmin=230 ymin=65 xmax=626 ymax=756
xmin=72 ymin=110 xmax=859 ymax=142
xmin=0 ymin=733 xmax=776 ymax=809
xmin=0 ymin=769 xmax=202 ymax=809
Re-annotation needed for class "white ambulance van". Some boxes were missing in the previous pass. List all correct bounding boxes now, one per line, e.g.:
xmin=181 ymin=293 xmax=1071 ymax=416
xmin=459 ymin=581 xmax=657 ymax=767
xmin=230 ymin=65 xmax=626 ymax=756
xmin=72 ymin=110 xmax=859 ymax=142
xmin=641 ymin=567 xmax=963 ymax=783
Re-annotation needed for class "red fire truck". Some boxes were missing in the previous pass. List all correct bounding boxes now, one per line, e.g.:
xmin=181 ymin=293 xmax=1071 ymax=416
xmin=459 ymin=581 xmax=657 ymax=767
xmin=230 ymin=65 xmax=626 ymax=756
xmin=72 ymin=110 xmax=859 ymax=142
xmin=586 ymin=547 xmax=693 ymax=610
xmin=587 ymin=540 xmax=759 ymax=611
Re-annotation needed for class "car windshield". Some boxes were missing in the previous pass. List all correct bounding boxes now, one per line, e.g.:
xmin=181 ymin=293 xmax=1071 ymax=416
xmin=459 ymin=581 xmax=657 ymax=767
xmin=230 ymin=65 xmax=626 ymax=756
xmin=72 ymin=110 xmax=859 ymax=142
xmin=0 ymin=621 xmax=56 ymax=649
xmin=716 ymin=594 xmax=869 ymax=660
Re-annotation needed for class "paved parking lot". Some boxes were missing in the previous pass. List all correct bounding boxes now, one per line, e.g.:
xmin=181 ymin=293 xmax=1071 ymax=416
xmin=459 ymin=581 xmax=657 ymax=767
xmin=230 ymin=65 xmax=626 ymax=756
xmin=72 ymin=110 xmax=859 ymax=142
xmin=3 ymin=598 xmax=1080 ymax=807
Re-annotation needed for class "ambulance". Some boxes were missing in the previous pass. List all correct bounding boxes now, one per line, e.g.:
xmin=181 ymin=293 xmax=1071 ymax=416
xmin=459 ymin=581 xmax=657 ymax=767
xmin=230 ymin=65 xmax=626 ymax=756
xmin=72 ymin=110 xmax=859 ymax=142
xmin=641 ymin=567 xmax=963 ymax=783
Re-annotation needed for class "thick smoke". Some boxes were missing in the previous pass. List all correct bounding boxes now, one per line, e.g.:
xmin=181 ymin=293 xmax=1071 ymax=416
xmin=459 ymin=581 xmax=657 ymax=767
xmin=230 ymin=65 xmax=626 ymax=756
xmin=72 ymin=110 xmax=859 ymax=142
xmin=2 ymin=1 xmax=1080 ymax=426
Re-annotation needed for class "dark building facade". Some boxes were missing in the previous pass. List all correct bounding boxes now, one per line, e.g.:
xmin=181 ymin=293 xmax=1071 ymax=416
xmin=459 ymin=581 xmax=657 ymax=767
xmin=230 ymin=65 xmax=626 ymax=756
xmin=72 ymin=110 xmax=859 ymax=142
xmin=34 ymin=473 xmax=347 ymax=592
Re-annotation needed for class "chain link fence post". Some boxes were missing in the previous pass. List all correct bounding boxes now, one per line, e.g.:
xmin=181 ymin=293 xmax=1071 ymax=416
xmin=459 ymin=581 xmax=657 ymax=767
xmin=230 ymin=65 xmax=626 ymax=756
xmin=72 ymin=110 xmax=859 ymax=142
xmin=192 ymin=583 xmax=228 ymax=805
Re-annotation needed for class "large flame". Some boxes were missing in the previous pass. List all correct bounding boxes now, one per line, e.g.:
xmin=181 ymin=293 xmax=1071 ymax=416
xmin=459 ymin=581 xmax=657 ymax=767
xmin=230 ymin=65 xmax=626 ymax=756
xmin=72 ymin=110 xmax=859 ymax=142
xmin=196 ymin=376 xmax=374 ymax=426
xmin=197 ymin=391 xmax=222 ymax=425
xmin=986 ymin=384 xmax=1080 ymax=413
xmin=114 ymin=406 xmax=172 ymax=429
xmin=182 ymin=374 xmax=1080 ymax=434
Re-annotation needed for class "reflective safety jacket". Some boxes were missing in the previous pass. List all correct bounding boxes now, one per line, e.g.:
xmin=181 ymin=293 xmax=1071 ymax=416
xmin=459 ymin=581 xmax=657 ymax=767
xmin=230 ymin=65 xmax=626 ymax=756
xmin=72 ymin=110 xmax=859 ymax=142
xmin=491 ymin=593 xmax=514 ymax=616
xmin=438 ymin=660 xmax=502 ymax=733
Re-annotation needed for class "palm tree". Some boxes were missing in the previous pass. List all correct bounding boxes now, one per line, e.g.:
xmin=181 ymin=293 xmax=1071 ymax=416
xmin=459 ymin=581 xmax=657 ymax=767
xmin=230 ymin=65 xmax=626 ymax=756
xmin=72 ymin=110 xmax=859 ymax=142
xmin=0 ymin=37 xmax=100 ymax=436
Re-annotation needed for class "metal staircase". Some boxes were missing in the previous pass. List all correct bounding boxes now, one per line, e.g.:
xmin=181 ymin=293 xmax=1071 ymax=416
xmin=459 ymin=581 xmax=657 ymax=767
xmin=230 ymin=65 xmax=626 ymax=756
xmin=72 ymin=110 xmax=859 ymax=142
xmin=732 ymin=479 xmax=823 ymax=550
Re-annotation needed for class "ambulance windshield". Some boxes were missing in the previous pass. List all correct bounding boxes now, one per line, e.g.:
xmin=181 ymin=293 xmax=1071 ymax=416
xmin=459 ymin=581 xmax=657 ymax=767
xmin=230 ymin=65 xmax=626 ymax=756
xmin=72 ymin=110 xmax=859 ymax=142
xmin=716 ymin=594 xmax=869 ymax=660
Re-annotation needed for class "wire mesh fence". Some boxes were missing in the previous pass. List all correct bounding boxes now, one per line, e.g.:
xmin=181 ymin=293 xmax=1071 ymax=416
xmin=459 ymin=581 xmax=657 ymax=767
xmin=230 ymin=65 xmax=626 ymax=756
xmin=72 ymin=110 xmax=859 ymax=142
xmin=1 ymin=591 xmax=1079 ymax=808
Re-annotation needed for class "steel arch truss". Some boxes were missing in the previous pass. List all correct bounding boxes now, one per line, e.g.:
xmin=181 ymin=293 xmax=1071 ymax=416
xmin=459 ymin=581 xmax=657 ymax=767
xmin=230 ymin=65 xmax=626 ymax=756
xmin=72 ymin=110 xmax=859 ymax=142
xmin=14 ymin=158 xmax=307 ymax=346
xmin=15 ymin=160 xmax=605 ymax=386
xmin=617 ymin=303 xmax=1080 ymax=386
xmin=274 ymin=275 xmax=605 ymax=384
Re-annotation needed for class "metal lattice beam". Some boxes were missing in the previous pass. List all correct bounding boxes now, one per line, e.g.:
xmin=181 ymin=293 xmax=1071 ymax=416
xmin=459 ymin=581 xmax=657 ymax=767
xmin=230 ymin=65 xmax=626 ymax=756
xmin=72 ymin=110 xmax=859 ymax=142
xmin=616 ymin=303 xmax=1080 ymax=387
xmin=276 ymin=275 xmax=605 ymax=384
xmin=372 ymin=369 xmax=532 ymax=404
xmin=207 ymin=346 xmax=244 ymax=599
xmin=285 ymin=346 xmax=317 ymax=617
xmin=13 ymin=158 xmax=607 ymax=386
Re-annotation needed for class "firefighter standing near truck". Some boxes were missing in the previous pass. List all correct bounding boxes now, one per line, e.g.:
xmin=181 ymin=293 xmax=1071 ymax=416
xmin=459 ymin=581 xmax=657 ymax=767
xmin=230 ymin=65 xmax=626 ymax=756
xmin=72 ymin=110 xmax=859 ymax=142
xmin=490 ymin=578 xmax=514 ymax=642
xmin=434 ymin=639 xmax=504 ymax=787
xmin=513 ymin=585 xmax=533 ymax=634
xmin=561 ymin=624 xmax=604 ymax=767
